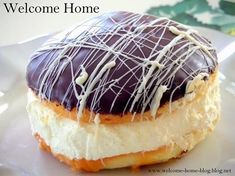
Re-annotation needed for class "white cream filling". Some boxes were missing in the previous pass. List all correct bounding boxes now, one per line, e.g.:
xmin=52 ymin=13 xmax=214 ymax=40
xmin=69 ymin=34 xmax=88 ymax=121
xmin=27 ymin=78 xmax=220 ymax=160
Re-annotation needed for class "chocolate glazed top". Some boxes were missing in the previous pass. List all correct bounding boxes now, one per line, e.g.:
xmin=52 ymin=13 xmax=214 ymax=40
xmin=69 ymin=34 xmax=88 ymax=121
xmin=26 ymin=11 xmax=218 ymax=117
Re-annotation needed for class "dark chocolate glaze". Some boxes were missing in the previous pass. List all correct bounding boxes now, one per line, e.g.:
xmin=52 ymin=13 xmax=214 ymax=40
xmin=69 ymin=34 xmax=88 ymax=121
xmin=26 ymin=11 xmax=218 ymax=115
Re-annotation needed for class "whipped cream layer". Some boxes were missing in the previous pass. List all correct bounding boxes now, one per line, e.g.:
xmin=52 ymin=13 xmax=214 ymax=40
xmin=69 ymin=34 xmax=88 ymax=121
xmin=27 ymin=75 xmax=220 ymax=160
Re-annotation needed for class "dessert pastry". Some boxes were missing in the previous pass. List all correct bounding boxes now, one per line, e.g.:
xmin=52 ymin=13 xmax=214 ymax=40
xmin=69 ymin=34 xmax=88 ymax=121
xmin=26 ymin=11 xmax=220 ymax=172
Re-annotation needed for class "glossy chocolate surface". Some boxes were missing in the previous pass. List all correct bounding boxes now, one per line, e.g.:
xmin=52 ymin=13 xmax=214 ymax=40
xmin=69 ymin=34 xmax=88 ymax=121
xmin=26 ymin=11 xmax=218 ymax=115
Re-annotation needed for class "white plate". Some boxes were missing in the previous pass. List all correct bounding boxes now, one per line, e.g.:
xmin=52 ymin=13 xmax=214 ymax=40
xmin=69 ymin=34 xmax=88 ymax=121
xmin=0 ymin=27 xmax=235 ymax=176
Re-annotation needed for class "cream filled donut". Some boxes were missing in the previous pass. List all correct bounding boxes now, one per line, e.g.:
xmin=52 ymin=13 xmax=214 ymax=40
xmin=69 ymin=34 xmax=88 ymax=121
xmin=26 ymin=11 xmax=220 ymax=172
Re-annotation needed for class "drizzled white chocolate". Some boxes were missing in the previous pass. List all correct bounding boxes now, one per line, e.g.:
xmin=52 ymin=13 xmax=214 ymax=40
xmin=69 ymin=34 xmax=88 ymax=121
xmin=75 ymin=66 xmax=88 ymax=86
xmin=27 ymin=12 xmax=217 ymax=120
xmin=169 ymin=26 xmax=213 ymax=59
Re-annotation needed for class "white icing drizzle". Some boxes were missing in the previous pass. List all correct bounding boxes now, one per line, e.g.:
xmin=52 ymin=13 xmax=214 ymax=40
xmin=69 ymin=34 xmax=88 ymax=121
xmin=34 ymin=12 xmax=217 ymax=120
xmin=130 ymin=60 xmax=165 ymax=113
xmin=186 ymin=73 xmax=209 ymax=94
xmin=94 ymin=113 xmax=101 ymax=124
xmin=94 ymin=113 xmax=100 ymax=148
xmin=129 ymin=25 xmax=194 ymax=115
xmin=169 ymin=26 xmax=213 ymax=59
xmin=78 ymin=61 xmax=116 ymax=118
xmin=150 ymin=85 xmax=168 ymax=118
xmin=150 ymin=61 xmax=165 ymax=69
xmin=75 ymin=66 xmax=88 ymax=86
